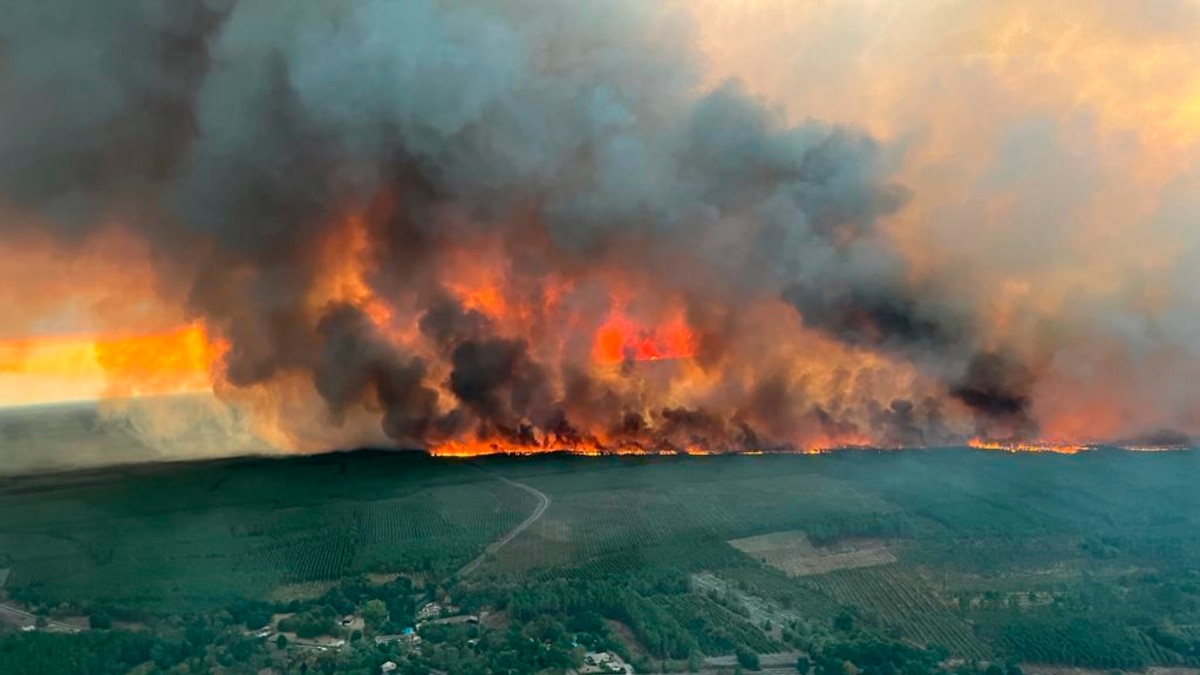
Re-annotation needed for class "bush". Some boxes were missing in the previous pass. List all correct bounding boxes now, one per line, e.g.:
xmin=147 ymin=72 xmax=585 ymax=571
xmin=243 ymin=610 xmax=272 ymax=631
xmin=736 ymin=646 xmax=761 ymax=671
xmin=88 ymin=612 xmax=112 ymax=630
xmin=278 ymin=612 xmax=333 ymax=639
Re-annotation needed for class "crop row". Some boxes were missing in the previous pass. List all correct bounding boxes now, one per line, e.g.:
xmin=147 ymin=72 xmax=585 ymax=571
xmin=817 ymin=566 xmax=990 ymax=659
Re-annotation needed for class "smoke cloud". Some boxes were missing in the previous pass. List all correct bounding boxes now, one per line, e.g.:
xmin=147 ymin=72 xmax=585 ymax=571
xmin=2 ymin=0 xmax=1198 ymax=457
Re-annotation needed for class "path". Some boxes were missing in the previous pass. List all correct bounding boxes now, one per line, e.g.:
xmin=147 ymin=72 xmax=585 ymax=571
xmin=0 ymin=602 xmax=81 ymax=633
xmin=455 ymin=477 xmax=549 ymax=578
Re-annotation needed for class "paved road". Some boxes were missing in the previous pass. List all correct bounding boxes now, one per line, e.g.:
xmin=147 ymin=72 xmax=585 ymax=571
xmin=456 ymin=477 xmax=549 ymax=578
xmin=0 ymin=602 xmax=81 ymax=633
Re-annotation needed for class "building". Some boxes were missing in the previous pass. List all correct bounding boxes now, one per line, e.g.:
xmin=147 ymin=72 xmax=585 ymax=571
xmin=375 ymin=631 xmax=422 ymax=649
xmin=415 ymin=602 xmax=443 ymax=621
xmin=576 ymin=651 xmax=634 ymax=674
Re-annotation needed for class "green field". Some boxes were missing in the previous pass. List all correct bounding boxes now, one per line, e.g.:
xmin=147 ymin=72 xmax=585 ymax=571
xmin=4 ymin=447 xmax=1200 ymax=673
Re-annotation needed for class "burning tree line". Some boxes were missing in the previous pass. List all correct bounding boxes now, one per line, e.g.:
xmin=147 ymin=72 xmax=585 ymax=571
xmin=1 ymin=1 xmax=1191 ymax=456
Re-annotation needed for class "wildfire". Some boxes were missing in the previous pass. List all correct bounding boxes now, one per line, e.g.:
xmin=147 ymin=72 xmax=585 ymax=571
xmin=592 ymin=310 xmax=697 ymax=364
xmin=429 ymin=437 xmax=732 ymax=458
xmin=5 ymin=2 xmax=1200 ymax=461
xmin=968 ymin=438 xmax=1091 ymax=454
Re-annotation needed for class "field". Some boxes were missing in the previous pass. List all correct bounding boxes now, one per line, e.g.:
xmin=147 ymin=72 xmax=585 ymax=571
xmin=727 ymin=530 xmax=897 ymax=576
xmin=4 ymin=446 xmax=1200 ymax=669
xmin=474 ymin=450 xmax=1200 ymax=667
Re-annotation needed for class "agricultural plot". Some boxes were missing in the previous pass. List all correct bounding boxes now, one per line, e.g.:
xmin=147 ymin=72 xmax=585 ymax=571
xmin=691 ymin=572 xmax=815 ymax=636
xmin=488 ymin=464 xmax=902 ymax=578
xmin=813 ymin=565 xmax=992 ymax=659
xmin=652 ymin=593 xmax=784 ymax=655
xmin=728 ymin=530 xmax=896 ymax=576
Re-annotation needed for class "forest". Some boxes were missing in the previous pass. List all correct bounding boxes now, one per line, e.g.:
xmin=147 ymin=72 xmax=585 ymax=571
xmin=2 ymin=448 xmax=1200 ymax=673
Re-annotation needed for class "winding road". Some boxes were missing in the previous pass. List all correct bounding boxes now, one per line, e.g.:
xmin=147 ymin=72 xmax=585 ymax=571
xmin=455 ymin=477 xmax=549 ymax=578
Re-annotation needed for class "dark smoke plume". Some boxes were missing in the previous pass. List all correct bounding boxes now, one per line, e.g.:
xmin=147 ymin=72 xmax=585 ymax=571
xmin=0 ymin=0 xmax=1035 ymax=452
xmin=950 ymin=352 xmax=1038 ymax=440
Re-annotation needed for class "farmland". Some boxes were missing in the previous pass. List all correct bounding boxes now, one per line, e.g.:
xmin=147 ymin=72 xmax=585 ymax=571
xmin=727 ymin=531 xmax=897 ymax=577
xmin=4 ymin=447 xmax=1200 ymax=672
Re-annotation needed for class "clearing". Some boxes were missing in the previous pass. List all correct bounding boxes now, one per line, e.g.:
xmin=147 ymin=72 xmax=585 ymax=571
xmin=728 ymin=530 xmax=896 ymax=576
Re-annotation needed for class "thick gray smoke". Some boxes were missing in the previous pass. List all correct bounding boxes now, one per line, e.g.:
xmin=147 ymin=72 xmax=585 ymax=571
xmin=0 ymin=0 xmax=1036 ymax=451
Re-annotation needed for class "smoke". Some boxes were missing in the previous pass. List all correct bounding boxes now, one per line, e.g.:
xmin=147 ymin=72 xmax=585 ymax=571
xmin=2 ymin=0 xmax=1198 ymax=456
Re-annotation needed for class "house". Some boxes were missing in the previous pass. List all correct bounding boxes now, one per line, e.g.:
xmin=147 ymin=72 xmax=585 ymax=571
xmin=577 ymin=651 xmax=634 ymax=674
xmin=375 ymin=632 xmax=422 ymax=648
xmin=416 ymin=602 xmax=443 ymax=621
xmin=425 ymin=614 xmax=480 ymax=626
xmin=380 ymin=662 xmax=397 ymax=674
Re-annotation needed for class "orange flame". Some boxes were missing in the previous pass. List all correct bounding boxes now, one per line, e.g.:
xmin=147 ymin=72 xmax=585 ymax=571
xmin=593 ymin=310 xmax=697 ymax=364
xmin=968 ymin=438 xmax=1090 ymax=454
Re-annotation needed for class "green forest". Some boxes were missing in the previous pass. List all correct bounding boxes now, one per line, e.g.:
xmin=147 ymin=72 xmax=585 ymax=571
xmin=3 ymin=448 xmax=1200 ymax=673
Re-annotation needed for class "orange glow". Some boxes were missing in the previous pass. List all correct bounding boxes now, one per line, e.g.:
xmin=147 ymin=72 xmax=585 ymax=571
xmin=311 ymin=214 xmax=395 ymax=331
xmin=968 ymin=438 xmax=1090 ymax=454
xmin=804 ymin=433 xmax=881 ymax=454
xmin=6 ymin=2 xmax=1200 ymax=460
xmin=429 ymin=437 xmax=728 ymax=458
xmin=592 ymin=310 xmax=697 ymax=364
xmin=0 ymin=324 xmax=223 ymax=407
xmin=93 ymin=325 xmax=225 ymax=399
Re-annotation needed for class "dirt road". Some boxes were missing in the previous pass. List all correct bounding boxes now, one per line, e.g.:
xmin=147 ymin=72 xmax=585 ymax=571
xmin=455 ymin=477 xmax=549 ymax=578
xmin=0 ymin=602 xmax=81 ymax=633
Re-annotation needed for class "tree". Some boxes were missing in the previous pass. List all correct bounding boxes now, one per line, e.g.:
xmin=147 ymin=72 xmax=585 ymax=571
xmin=985 ymin=665 xmax=1004 ymax=675
xmin=362 ymin=599 xmax=389 ymax=631
xmin=797 ymin=656 xmax=812 ymax=673
xmin=88 ymin=612 xmax=112 ymax=630
xmin=834 ymin=611 xmax=854 ymax=633
xmin=276 ymin=634 xmax=288 ymax=650
xmin=243 ymin=610 xmax=272 ymax=631
xmin=736 ymin=646 xmax=761 ymax=671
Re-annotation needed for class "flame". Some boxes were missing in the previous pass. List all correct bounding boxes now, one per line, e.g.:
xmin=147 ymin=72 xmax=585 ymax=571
xmin=311 ymin=214 xmax=395 ymax=332
xmin=592 ymin=310 xmax=697 ymax=364
xmin=6 ymin=2 xmax=1200 ymax=459
xmin=968 ymin=438 xmax=1090 ymax=454
xmin=689 ymin=0 xmax=1200 ymax=447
